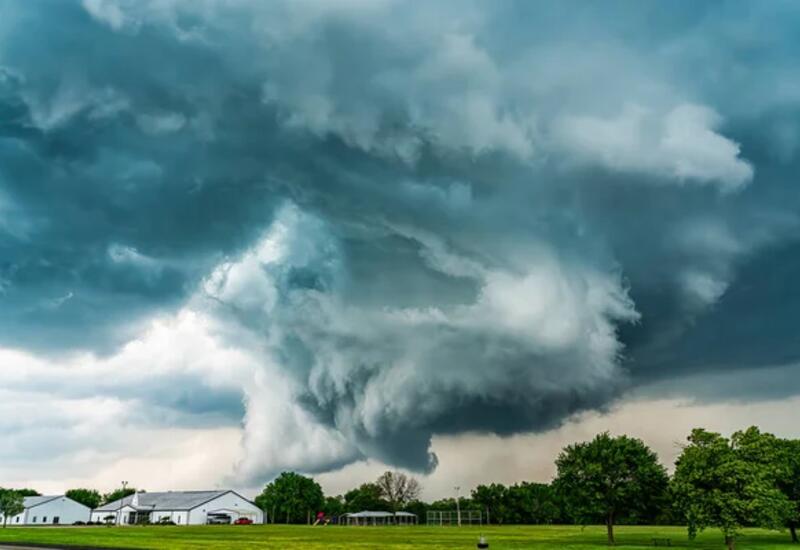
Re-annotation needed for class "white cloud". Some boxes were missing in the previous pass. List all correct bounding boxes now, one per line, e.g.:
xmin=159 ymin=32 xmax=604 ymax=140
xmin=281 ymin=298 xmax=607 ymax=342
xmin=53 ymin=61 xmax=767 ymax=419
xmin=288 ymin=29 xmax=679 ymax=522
xmin=196 ymin=204 xmax=639 ymax=477
xmin=137 ymin=111 xmax=187 ymax=135
xmin=555 ymin=103 xmax=754 ymax=190
xmin=82 ymin=0 xmax=132 ymax=31
xmin=24 ymin=84 xmax=129 ymax=131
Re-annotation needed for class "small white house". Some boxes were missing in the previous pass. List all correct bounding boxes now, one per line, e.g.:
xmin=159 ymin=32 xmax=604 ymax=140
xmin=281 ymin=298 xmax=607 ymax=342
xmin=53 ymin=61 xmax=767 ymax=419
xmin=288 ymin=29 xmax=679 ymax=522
xmin=91 ymin=490 xmax=263 ymax=525
xmin=1 ymin=495 xmax=91 ymax=526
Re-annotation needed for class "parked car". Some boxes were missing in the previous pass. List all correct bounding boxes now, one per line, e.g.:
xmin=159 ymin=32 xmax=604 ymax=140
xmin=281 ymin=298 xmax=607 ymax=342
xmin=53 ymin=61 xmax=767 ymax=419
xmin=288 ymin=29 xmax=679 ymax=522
xmin=234 ymin=517 xmax=253 ymax=525
xmin=207 ymin=514 xmax=232 ymax=525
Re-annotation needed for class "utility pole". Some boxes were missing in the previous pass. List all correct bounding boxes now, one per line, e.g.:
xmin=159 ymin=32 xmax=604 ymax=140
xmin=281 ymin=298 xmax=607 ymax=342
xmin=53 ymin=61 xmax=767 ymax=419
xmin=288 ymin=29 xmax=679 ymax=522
xmin=116 ymin=481 xmax=128 ymax=526
xmin=454 ymin=486 xmax=461 ymax=527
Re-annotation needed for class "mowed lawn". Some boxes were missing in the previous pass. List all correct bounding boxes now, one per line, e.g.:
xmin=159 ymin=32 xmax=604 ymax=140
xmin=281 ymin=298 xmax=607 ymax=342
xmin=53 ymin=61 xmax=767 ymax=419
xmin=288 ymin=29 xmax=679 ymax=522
xmin=0 ymin=525 xmax=794 ymax=550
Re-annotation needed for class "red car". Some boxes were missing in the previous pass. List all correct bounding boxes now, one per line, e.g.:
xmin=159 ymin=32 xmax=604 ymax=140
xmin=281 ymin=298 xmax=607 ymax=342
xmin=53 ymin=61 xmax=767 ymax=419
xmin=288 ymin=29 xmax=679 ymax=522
xmin=234 ymin=518 xmax=253 ymax=525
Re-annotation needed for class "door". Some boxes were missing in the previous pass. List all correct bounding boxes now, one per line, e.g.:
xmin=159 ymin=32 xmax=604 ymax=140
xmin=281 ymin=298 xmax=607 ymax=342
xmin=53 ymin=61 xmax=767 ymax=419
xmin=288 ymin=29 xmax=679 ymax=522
xmin=53 ymin=517 xmax=60 ymax=525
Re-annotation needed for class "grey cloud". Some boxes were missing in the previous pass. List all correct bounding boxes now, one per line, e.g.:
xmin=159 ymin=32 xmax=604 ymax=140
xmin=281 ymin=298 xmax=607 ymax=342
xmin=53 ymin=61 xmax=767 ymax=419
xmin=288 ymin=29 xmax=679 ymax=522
xmin=1 ymin=1 xmax=799 ymax=480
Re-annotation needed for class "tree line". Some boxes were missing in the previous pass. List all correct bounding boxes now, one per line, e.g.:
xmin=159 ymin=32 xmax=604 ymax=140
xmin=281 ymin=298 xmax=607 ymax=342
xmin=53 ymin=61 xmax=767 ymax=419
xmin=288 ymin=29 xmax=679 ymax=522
xmin=2 ymin=426 xmax=798 ymax=549
xmin=253 ymin=427 xmax=800 ymax=549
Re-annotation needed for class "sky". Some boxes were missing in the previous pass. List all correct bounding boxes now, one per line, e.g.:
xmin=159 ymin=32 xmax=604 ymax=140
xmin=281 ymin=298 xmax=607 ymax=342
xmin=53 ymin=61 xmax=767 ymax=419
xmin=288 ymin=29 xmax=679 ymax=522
xmin=1 ymin=0 xmax=800 ymax=501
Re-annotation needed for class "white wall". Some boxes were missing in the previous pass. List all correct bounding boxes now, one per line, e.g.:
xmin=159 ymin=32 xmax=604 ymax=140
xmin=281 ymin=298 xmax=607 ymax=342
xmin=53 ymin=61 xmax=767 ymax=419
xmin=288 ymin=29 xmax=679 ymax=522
xmin=8 ymin=497 xmax=91 ymax=526
xmin=90 ymin=507 xmax=189 ymax=525
xmin=188 ymin=492 xmax=263 ymax=525
xmin=92 ymin=505 xmax=134 ymax=525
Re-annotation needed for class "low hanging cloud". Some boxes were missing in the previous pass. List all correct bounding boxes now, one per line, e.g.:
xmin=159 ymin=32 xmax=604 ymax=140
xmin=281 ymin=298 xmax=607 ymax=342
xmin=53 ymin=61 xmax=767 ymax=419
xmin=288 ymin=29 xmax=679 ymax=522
xmin=1 ymin=0 xmax=800 ymax=484
xmin=200 ymin=204 xmax=638 ymax=476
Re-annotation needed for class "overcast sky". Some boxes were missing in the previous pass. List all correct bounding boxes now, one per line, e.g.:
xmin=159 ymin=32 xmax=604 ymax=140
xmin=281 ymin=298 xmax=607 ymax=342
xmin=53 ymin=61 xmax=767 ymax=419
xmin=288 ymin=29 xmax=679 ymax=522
xmin=1 ymin=0 xmax=800 ymax=501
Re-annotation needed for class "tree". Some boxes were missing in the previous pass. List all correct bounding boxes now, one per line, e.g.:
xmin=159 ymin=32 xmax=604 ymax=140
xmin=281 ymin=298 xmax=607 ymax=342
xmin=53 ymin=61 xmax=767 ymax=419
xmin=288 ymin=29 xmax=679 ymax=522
xmin=375 ymin=471 xmax=421 ymax=512
xmin=344 ymin=483 xmax=389 ymax=512
xmin=323 ymin=495 xmax=345 ymax=517
xmin=102 ymin=487 xmax=137 ymax=505
xmin=553 ymin=432 xmax=668 ymax=544
xmin=0 ymin=490 xmax=25 ymax=528
xmin=403 ymin=499 xmax=429 ymax=521
xmin=472 ymin=483 xmax=509 ymax=525
xmin=14 ymin=489 xmax=40 ymax=497
xmin=254 ymin=472 xmax=324 ymax=524
xmin=775 ymin=438 xmax=800 ymax=543
xmin=672 ymin=428 xmax=791 ymax=550
xmin=66 ymin=488 xmax=102 ymax=510
xmin=507 ymin=482 xmax=562 ymax=525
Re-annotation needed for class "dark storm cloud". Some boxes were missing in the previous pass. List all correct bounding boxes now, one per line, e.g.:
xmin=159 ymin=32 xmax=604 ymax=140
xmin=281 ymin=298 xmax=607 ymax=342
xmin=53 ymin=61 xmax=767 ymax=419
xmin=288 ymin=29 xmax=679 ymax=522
xmin=1 ymin=0 xmax=800 ymax=478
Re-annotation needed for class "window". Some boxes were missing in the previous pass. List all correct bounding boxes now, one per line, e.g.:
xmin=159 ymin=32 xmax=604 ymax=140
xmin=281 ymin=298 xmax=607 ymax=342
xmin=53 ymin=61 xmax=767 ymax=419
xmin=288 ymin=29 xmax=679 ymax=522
xmin=15 ymin=517 xmax=19 ymax=523
xmin=43 ymin=517 xmax=47 ymax=523
xmin=32 ymin=516 xmax=37 ymax=523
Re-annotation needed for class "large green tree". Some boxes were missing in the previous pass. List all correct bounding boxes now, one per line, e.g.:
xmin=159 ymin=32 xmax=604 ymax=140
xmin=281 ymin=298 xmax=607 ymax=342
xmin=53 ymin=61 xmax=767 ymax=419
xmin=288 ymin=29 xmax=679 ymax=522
xmin=0 ymin=490 xmax=25 ymax=528
xmin=672 ymin=428 xmax=791 ymax=550
xmin=322 ymin=495 xmax=345 ymax=517
xmin=255 ymin=472 xmax=324 ymax=524
xmin=66 ymin=488 xmax=102 ymax=510
xmin=554 ymin=432 xmax=668 ymax=544
xmin=344 ymin=483 xmax=389 ymax=512
xmin=506 ymin=482 xmax=562 ymax=525
xmin=776 ymin=438 xmax=800 ymax=543
xmin=472 ymin=483 xmax=509 ymax=525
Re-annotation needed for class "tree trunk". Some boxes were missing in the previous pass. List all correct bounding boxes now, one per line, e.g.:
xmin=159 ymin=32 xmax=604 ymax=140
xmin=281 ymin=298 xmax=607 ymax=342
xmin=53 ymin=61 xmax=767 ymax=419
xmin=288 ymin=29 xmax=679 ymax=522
xmin=790 ymin=523 xmax=798 ymax=543
xmin=725 ymin=535 xmax=735 ymax=550
xmin=606 ymin=512 xmax=614 ymax=545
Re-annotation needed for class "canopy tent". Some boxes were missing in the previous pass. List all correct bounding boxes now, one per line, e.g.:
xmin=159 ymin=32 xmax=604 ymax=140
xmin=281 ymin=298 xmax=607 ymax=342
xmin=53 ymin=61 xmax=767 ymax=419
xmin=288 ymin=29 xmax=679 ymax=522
xmin=342 ymin=511 xmax=418 ymax=526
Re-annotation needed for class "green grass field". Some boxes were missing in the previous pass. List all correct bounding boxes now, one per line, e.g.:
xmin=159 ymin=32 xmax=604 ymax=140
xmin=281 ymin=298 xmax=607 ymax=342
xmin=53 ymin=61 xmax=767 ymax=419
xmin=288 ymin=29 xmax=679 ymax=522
xmin=0 ymin=525 xmax=795 ymax=550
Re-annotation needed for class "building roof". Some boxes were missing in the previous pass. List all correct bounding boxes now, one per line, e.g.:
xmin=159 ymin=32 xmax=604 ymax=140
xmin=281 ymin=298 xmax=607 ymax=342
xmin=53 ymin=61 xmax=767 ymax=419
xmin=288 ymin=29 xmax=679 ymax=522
xmin=94 ymin=491 xmax=231 ymax=512
xmin=23 ymin=496 xmax=62 ymax=509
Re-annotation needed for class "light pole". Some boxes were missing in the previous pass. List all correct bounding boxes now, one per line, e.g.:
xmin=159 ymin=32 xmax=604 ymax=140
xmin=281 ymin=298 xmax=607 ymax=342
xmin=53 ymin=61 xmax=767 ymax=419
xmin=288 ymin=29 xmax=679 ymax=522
xmin=454 ymin=486 xmax=461 ymax=527
xmin=116 ymin=481 xmax=128 ymax=526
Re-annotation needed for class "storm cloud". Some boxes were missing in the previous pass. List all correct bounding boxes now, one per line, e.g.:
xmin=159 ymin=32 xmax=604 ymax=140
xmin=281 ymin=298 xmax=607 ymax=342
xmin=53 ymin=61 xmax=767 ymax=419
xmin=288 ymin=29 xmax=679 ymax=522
xmin=1 ymin=0 xmax=799 ymax=483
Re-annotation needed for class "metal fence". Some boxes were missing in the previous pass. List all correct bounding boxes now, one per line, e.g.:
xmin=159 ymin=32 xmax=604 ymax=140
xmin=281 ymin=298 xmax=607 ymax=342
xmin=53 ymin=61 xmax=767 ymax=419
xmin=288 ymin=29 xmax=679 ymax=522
xmin=426 ymin=510 xmax=482 ymax=526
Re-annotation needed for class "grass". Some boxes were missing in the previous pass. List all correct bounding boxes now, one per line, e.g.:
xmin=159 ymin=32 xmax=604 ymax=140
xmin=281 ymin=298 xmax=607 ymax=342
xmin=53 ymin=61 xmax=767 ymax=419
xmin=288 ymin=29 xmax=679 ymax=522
xmin=0 ymin=525 xmax=795 ymax=550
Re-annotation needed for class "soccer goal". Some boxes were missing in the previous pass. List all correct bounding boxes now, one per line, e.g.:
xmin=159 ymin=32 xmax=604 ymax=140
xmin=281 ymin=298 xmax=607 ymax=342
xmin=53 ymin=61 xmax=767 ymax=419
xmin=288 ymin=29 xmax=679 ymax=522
xmin=426 ymin=510 xmax=482 ymax=526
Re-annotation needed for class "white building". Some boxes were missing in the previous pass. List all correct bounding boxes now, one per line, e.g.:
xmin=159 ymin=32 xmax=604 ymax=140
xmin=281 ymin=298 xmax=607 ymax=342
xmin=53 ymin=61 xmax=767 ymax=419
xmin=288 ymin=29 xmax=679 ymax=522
xmin=1 ymin=495 xmax=91 ymax=526
xmin=90 ymin=490 xmax=263 ymax=525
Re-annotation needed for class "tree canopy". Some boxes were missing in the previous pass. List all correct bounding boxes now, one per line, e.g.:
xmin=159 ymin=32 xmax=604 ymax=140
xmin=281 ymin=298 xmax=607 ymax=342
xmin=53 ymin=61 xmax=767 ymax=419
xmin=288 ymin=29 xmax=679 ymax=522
xmin=774 ymin=437 xmax=800 ymax=543
xmin=375 ymin=471 xmax=421 ymax=512
xmin=344 ymin=483 xmax=389 ymax=512
xmin=101 ymin=487 xmax=138 ymax=505
xmin=0 ymin=490 xmax=25 ymax=528
xmin=472 ymin=483 xmax=510 ymax=525
xmin=255 ymin=472 xmax=324 ymax=524
xmin=554 ymin=432 xmax=668 ymax=544
xmin=66 ymin=488 xmax=102 ymax=510
xmin=672 ymin=427 xmax=792 ymax=550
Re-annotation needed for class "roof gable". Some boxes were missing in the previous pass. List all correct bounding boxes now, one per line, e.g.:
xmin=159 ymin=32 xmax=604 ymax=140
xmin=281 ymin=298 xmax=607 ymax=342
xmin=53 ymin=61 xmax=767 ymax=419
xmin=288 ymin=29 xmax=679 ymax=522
xmin=94 ymin=491 xmax=230 ymax=512
xmin=23 ymin=495 xmax=62 ymax=509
